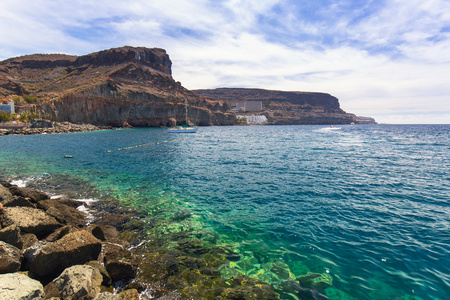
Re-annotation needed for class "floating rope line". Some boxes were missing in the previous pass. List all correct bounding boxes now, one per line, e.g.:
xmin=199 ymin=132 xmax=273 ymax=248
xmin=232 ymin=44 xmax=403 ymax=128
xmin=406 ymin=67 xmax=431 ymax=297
xmin=107 ymin=136 xmax=199 ymax=153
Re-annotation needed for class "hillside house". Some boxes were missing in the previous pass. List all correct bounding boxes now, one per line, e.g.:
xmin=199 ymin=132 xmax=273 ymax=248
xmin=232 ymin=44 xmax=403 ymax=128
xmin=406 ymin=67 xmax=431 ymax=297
xmin=0 ymin=100 xmax=15 ymax=114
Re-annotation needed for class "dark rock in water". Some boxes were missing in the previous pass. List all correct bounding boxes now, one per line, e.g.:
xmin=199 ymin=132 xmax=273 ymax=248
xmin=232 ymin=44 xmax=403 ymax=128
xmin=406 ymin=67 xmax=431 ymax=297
xmin=30 ymin=119 xmax=54 ymax=128
xmin=103 ymin=242 xmax=137 ymax=281
xmin=1 ymin=207 xmax=61 ymax=238
xmin=87 ymin=224 xmax=119 ymax=241
xmin=8 ymin=186 xmax=49 ymax=203
xmin=53 ymin=265 xmax=103 ymax=300
xmin=0 ymin=224 xmax=23 ymax=249
xmin=0 ymin=241 xmax=23 ymax=273
xmin=85 ymin=260 xmax=112 ymax=287
xmin=0 ymin=273 xmax=44 ymax=299
xmin=176 ymin=239 xmax=210 ymax=256
xmin=27 ymin=230 xmax=102 ymax=277
xmin=118 ymin=289 xmax=140 ymax=300
xmin=226 ymin=252 xmax=241 ymax=261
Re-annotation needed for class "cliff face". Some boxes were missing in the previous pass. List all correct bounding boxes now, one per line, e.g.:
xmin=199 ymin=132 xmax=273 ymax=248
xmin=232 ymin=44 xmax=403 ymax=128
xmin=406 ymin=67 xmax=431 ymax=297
xmin=0 ymin=46 xmax=234 ymax=126
xmin=1 ymin=46 xmax=375 ymax=126
xmin=194 ymin=88 xmax=374 ymax=125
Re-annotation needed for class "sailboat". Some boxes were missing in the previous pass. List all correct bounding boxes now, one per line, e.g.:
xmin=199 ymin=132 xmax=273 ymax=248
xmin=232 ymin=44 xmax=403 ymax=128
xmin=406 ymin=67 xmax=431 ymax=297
xmin=168 ymin=97 xmax=198 ymax=133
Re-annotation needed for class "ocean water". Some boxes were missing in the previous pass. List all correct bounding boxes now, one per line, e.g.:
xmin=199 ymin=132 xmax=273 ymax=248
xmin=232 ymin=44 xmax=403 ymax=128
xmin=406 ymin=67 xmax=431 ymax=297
xmin=1 ymin=124 xmax=449 ymax=299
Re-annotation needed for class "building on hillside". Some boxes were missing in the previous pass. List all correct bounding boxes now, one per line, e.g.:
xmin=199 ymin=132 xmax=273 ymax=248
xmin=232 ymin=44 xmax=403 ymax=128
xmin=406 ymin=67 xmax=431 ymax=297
xmin=0 ymin=100 xmax=14 ymax=114
xmin=236 ymin=114 xmax=267 ymax=124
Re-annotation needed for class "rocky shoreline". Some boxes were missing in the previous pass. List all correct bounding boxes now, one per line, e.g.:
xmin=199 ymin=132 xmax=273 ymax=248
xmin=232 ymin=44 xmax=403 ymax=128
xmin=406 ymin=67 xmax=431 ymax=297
xmin=0 ymin=179 xmax=282 ymax=300
xmin=0 ymin=120 xmax=114 ymax=136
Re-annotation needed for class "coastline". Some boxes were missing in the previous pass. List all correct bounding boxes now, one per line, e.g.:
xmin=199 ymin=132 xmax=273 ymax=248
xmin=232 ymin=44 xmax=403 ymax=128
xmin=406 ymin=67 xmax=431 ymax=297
xmin=0 ymin=121 xmax=114 ymax=136
xmin=0 ymin=178 xmax=280 ymax=299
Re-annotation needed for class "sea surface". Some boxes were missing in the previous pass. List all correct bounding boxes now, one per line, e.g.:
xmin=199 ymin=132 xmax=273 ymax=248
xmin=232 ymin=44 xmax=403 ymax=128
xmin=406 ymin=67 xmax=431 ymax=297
xmin=1 ymin=124 xmax=449 ymax=299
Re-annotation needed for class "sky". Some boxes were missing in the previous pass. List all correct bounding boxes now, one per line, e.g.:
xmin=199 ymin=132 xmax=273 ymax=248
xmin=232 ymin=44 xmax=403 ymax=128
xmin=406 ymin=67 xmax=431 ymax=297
xmin=1 ymin=0 xmax=449 ymax=124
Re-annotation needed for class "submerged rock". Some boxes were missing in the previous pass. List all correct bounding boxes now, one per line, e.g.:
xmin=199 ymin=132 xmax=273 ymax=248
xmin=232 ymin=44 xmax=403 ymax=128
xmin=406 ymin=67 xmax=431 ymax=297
xmin=0 ymin=273 xmax=44 ymax=299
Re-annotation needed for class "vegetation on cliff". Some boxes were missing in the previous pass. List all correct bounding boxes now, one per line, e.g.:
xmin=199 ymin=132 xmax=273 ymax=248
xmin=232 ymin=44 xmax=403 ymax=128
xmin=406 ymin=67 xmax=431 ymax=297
xmin=0 ymin=46 xmax=375 ymax=126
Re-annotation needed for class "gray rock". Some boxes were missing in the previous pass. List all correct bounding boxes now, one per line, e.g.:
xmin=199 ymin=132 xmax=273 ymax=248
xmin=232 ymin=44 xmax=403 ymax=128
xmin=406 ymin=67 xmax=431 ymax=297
xmin=0 ymin=224 xmax=23 ymax=249
xmin=38 ymin=199 xmax=87 ymax=227
xmin=0 ymin=185 xmax=14 ymax=202
xmin=8 ymin=186 xmax=49 ymax=203
xmin=1 ymin=206 xmax=61 ymax=238
xmin=2 ymin=196 xmax=36 ymax=208
xmin=27 ymin=230 xmax=101 ymax=277
xmin=0 ymin=241 xmax=23 ymax=273
xmin=0 ymin=273 xmax=44 ymax=299
xmin=93 ymin=292 xmax=122 ymax=300
xmin=53 ymin=265 xmax=103 ymax=300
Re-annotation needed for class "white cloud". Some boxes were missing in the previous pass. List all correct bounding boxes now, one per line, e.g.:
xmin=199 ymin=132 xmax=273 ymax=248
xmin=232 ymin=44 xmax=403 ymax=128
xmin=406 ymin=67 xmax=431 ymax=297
xmin=1 ymin=0 xmax=449 ymax=123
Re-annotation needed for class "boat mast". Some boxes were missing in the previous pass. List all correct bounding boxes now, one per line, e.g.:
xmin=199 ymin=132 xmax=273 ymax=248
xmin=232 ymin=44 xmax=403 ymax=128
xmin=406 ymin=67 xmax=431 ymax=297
xmin=185 ymin=97 xmax=188 ymax=126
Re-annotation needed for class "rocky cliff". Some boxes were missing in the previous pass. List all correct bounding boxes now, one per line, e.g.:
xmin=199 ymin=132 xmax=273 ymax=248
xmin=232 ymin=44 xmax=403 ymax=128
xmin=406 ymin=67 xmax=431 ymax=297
xmin=0 ymin=46 xmax=234 ymax=126
xmin=0 ymin=46 xmax=375 ymax=126
xmin=194 ymin=88 xmax=375 ymax=125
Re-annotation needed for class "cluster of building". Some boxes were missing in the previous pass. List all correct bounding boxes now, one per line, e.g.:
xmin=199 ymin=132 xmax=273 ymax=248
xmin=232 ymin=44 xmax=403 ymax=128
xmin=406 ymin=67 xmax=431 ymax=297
xmin=236 ymin=114 xmax=268 ymax=124
xmin=0 ymin=100 xmax=15 ymax=114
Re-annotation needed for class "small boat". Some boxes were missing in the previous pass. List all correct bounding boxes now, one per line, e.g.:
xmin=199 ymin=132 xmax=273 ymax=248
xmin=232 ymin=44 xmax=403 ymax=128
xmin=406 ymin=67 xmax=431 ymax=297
xmin=64 ymin=155 xmax=73 ymax=158
xmin=168 ymin=97 xmax=197 ymax=133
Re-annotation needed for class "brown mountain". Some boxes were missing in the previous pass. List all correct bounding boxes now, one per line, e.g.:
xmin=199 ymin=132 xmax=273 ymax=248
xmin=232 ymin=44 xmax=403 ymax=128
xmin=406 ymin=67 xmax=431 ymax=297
xmin=0 ymin=46 xmax=375 ymax=126
xmin=0 ymin=46 xmax=234 ymax=126
xmin=194 ymin=88 xmax=376 ymax=125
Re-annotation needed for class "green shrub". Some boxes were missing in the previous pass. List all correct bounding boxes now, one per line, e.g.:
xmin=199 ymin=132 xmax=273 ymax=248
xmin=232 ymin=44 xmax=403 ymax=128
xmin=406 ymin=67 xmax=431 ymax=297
xmin=23 ymin=95 xmax=40 ymax=104
xmin=0 ymin=110 xmax=12 ymax=122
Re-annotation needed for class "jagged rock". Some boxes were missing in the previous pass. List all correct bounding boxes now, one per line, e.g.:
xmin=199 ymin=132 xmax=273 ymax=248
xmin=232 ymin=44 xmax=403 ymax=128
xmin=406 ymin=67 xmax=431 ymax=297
xmin=0 ymin=241 xmax=23 ymax=273
xmin=44 ymin=225 xmax=81 ymax=242
xmin=1 ymin=206 xmax=61 ymax=239
xmin=93 ymin=292 xmax=122 ymax=300
xmin=103 ymin=242 xmax=137 ymax=281
xmin=53 ymin=265 xmax=103 ymax=300
xmin=118 ymin=289 xmax=139 ymax=300
xmin=38 ymin=199 xmax=87 ymax=227
xmin=0 ymin=224 xmax=23 ymax=249
xmin=8 ymin=186 xmax=49 ymax=203
xmin=87 ymin=224 xmax=119 ymax=241
xmin=0 ymin=185 xmax=14 ymax=202
xmin=2 ymin=195 xmax=36 ymax=208
xmin=21 ymin=233 xmax=38 ymax=249
xmin=0 ymin=273 xmax=44 ymax=299
xmin=30 ymin=118 xmax=54 ymax=128
xmin=27 ymin=230 xmax=102 ymax=277
xmin=85 ymin=260 xmax=112 ymax=287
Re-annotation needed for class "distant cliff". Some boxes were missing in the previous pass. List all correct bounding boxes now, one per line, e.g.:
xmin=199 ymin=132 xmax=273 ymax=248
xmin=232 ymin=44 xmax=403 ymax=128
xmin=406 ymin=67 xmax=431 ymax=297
xmin=0 ymin=46 xmax=375 ymax=126
xmin=194 ymin=88 xmax=376 ymax=125
xmin=0 ymin=46 xmax=234 ymax=126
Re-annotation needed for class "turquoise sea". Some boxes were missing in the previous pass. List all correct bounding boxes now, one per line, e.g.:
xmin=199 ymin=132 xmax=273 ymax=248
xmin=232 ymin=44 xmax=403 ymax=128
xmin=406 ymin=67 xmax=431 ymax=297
xmin=1 ymin=124 xmax=449 ymax=299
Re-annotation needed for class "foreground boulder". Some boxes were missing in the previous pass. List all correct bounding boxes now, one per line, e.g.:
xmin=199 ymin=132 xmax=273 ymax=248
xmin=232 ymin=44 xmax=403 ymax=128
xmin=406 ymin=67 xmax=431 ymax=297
xmin=53 ymin=265 xmax=103 ymax=300
xmin=0 ymin=224 xmax=23 ymax=249
xmin=1 ymin=206 xmax=61 ymax=238
xmin=26 ymin=230 xmax=102 ymax=277
xmin=0 ymin=273 xmax=44 ymax=299
xmin=8 ymin=186 xmax=49 ymax=202
xmin=0 ymin=241 xmax=23 ymax=273
xmin=38 ymin=199 xmax=87 ymax=227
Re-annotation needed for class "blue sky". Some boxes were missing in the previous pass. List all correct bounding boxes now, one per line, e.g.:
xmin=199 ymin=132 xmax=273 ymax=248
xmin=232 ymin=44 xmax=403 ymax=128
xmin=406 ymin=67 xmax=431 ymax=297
xmin=1 ymin=0 xmax=450 ymax=124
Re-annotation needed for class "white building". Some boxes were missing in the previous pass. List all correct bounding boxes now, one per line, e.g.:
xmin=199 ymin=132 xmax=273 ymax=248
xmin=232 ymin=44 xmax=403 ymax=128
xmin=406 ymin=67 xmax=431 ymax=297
xmin=236 ymin=114 xmax=267 ymax=124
